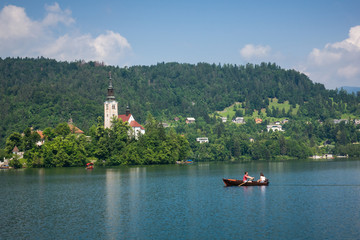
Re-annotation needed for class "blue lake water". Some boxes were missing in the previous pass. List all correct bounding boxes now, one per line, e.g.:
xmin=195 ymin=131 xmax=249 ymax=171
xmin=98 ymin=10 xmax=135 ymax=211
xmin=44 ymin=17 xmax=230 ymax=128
xmin=1 ymin=160 xmax=360 ymax=239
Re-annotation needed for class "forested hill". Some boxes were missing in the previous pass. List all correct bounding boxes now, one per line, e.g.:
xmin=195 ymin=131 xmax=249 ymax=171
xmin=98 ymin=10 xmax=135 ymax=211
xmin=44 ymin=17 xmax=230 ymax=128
xmin=1 ymin=57 xmax=359 ymax=147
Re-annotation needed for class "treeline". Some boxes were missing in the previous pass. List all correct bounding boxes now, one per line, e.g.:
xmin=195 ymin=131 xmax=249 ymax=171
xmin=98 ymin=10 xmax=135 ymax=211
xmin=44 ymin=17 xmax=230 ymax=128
xmin=2 ymin=57 xmax=360 ymax=147
xmin=3 ymin=115 xmax=360 ymax=167
xmin=2 ymin=115 xmax=190 ymax=168
xmin=175 ymin=117 xmax=360 ymax=161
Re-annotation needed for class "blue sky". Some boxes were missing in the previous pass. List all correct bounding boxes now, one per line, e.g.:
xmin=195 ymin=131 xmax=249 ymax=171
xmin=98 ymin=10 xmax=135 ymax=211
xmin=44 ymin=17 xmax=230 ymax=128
xmin=1 ymin=0 xmax=360 ymax=89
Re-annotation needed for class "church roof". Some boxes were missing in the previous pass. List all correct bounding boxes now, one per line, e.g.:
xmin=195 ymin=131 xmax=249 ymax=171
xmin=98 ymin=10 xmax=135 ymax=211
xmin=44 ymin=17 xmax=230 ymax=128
xmin=118 ymin=114 xmax=132 ymax=123
xmin=130 ymin=120 xmax=145 ymax=130
xmin=118 ymin=114 xmax=145 ymax=130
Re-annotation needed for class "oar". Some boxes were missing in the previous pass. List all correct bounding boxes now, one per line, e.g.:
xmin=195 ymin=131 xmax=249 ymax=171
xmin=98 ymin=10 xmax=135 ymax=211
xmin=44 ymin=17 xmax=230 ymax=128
xmin=238 ymin=177 xmax=254 ymax=186
xmin=238 ymin=181 xmax=246 ymax=186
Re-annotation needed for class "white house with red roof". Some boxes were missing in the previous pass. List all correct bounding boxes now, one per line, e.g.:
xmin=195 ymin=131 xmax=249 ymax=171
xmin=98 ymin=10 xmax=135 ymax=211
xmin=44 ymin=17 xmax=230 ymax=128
xmin=104 ymin=73 xmax=145 ymax=138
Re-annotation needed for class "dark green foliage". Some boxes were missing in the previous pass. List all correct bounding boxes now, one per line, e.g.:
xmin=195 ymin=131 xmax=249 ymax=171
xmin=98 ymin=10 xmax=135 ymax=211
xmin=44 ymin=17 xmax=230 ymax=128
xmin=9 ymin=156 xmax=22 ymax=169
xmin=3 ymin=57 xmax=357 ymax=148
xmin=1 ymin=58 xmax=360 ymax=164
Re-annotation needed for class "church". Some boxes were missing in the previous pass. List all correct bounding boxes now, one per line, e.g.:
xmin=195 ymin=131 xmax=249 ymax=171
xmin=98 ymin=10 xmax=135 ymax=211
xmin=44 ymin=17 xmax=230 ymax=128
xmin=104 ymin=73 xmax=145 ymax=138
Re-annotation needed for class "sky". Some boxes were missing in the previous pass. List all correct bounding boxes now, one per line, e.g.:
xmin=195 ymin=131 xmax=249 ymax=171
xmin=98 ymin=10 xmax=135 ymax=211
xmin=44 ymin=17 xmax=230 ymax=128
xmin=1 ymin=0 xmax=360 ymax=89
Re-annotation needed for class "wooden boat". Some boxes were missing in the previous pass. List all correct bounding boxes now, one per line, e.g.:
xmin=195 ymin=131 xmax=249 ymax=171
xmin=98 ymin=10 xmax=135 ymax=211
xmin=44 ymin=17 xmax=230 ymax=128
xmin=222 ymin=178 xmax=269 ymax=186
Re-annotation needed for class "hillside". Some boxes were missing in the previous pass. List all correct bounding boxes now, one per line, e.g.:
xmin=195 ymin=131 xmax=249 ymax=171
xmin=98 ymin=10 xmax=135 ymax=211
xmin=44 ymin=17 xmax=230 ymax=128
xmin=1 ymin=57 xmax=360 ymax=147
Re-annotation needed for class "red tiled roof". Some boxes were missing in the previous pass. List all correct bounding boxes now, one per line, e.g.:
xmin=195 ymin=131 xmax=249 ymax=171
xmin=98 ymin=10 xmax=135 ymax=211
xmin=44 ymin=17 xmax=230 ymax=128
xmin=118 ymin=114 xmax=132 ymax=123
xmin=68 ymin=123 xmax=84 ymax=134
xmin=129 ymin=120 xmax=145 ymax=130
xmin=36 ymin=130 xmax=44 ymax=139
xmin=12 ymin=146 xmax=19 ymax=152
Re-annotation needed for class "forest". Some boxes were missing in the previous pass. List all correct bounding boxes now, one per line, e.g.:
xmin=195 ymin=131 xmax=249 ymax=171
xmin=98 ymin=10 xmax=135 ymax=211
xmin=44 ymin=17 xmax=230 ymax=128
xmin=1 ymin=57 xmax=360 ymax=167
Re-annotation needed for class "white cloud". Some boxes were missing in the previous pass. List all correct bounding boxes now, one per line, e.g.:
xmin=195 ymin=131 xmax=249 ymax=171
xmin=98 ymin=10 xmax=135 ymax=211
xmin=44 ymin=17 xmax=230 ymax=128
xmin=0 ymin=5 xmax=41 ymax=39
xmin=42 ymin=2 xmax=75 ymax=26
xmin=240 ymin=44 xmax=271 ymax=60
xmin=0 ymin=3 xmax=132 ymax=66
xmin=303 ymin=25 xmax=360 ymax=89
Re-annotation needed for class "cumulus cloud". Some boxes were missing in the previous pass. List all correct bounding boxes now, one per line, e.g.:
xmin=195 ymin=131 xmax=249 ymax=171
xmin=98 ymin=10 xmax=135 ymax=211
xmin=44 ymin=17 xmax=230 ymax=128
xmin=0 ymin=3 xmax=132 ymax=66
xmin=303 ymin=25 xmax=360 ymax=89
xmin=240 ymin=44 xmax=271 ymax=60
xmin=42 ymin=2 xmax=75 ymax=26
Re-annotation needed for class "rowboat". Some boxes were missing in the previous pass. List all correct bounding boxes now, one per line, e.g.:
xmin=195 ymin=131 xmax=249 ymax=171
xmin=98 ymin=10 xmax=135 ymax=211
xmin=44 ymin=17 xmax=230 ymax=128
xmin=222 ymin=178 xmax=269 ymax=186
xmin=86 ymin=162 xmax=94 ymax=169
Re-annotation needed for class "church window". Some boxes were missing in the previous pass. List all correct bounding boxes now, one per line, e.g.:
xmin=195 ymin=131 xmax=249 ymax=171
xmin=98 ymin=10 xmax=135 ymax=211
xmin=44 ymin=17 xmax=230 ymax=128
xmin=112 ymin=104 xmax=116 ymax=109
xmin=106 ymin=104 xmax=108 ymax=110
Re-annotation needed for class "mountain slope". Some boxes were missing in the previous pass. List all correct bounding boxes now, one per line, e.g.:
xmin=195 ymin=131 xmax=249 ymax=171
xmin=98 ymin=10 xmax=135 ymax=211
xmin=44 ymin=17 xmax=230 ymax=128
xmin=1 ymin=58 xmax=359 ymax=146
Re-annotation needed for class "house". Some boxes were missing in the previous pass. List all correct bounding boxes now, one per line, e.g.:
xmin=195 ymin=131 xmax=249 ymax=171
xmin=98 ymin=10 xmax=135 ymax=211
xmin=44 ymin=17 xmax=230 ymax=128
xmin=162 ymin=122 xmax=170 ymax=128
xmin=196 ymin=137 xmax=209 ymax=143
xmin=233 ymin=117 xmax=245 ymax=124
xmin=68 ymin=119 xmax=84 ymax=134
xmin=186 ymin=117 xmax=196 ymax=124
xmin=333 ymin=119 xmax=348 ymax=124
xmin=174 ymin=117 xmax=180 ymax=121
xmin=255 ymin=118 xmax=263 ymax=124
xmin=267 ymin=124 xmax=284 ymax=132
xmin=0 ymin=158 xmax=9 ymax=168
xmin=12 ymin=146 xmax=24 ymax=158
xmin=281 ymin=119 xmax=289 ymax=124
xmin=354 ymin=119 xmax=360 ymax=125
xmin=36 ymin=130 xmax=45 ymax=146
xmin=220 ymin=117 xmax=227 ymax=123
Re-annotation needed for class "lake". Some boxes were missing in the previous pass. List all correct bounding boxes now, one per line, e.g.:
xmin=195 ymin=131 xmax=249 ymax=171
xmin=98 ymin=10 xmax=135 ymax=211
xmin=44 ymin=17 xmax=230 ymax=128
xmin=1 ymin=160 xmax=360 ymax=239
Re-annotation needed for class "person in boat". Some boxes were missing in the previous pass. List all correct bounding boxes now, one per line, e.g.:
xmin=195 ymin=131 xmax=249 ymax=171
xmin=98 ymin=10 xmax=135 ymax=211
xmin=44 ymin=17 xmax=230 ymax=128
xmin=243 ymin=172 xmax=254 ymax=183
xmin=257 ymin=172 xmax=266 ymax=183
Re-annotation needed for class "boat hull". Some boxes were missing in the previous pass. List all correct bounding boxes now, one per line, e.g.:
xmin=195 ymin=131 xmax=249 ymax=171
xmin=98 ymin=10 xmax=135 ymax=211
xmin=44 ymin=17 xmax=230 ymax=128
xmin=222 ymin=178 xmax=269 ymax=186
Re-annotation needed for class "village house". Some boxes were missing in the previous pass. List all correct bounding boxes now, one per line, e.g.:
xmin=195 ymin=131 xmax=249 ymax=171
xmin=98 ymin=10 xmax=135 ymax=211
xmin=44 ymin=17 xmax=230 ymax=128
xmin=232 ymin=117 xmax=245 ymax=124
xmin=0 ymin=158 xmax=9 ymax=168
xmin=186 ymin=117 xmax=196 ymax=124
xmin=12 ymin=146 xmax=24 ymax=158
xmin=354 ymin=119 xmax=360 ymax=125
xmin=36 ymin=130 xmax=45 ymax=146
xmin=220 ymin=117 xmax=227 ymax=123
xmin=196 ymin=137 xmax=209 ymax=143
xmin=255 ymin=118 xmax=263 ymax=124
xmin=267 ymin=124 xmax=284 ymax=132
xmin=333 ymin=119 xmax=348 ymax=124
xmin=68 ymin=119 xmax=84 ymax=134
xmin=281 ymin=119 xmax=289 ymax=124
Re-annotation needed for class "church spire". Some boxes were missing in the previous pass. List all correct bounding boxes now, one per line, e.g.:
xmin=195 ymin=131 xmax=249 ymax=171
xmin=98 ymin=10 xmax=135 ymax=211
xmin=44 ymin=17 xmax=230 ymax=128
xmin=106 ymin=71 xmax=115 ymax=101
xmin=126 ymin=105 xmax=130 ymax=116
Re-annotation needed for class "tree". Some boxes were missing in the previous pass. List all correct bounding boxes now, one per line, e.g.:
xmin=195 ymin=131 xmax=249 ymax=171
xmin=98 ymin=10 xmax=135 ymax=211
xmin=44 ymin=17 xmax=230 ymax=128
xmin=54 ymin=123 xmax=71 ymax=137
xmin=5 ymin=132 xmax=22 ymax=154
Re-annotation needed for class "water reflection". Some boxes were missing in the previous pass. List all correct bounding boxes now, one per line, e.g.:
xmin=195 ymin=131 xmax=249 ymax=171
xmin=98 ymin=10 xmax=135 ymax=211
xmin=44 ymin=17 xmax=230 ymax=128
xmin=2 ymin=160 xmax=360 ymax=239
xmin=105 ymin=167 xmax=148 ymax=238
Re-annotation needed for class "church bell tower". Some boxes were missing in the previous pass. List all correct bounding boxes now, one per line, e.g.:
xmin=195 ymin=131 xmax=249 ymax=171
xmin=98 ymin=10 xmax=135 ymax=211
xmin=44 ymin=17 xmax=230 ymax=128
xmin=104 ymin=72 xmax=118 ymax=128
